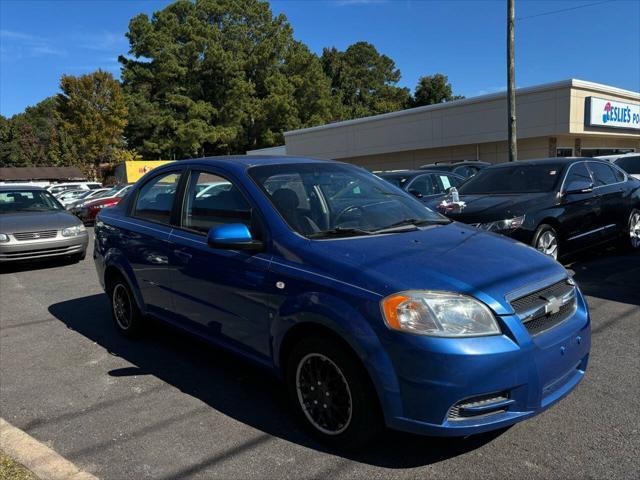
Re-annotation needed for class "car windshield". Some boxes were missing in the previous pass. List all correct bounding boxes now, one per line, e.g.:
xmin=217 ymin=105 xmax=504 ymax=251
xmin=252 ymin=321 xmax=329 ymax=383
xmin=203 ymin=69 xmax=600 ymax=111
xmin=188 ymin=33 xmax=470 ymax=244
xmin=0 ymin=189 xmax=63 ymax=213
xmin=615 ymin=156 xmax=640 ymax=174
xmin=377 ymin=172 xmax=412 ymax=187
xmin=249 ymin=163 xmax=448 ymax=238
xmin=458 ymin=164 xmax=563 ymax=194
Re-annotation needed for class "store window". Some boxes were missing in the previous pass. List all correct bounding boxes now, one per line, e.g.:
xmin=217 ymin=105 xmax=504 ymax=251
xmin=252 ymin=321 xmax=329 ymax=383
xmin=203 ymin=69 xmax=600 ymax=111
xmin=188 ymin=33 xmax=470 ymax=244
xmin=556 ymin=148 xmax=573 ymax=157
xmin=581 ymin=148 xmax=635 ymax=157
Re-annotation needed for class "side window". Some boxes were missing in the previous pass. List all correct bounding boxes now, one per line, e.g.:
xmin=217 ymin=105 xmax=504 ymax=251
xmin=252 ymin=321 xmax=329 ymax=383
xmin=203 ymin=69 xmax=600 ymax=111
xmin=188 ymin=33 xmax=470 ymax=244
xmin=182 ymin=171 xmax=251 ymax=234
xmin=132 ymin=171 xmax=182 ymax=224
xmin=433 ymin=174 xmax=461 ymax=193
xmin=453 ymin=166 xmax=471 ymax=177
xmin=564 ymin=163 xmax=592 ymax=191
xmin=588 ymin=162 xmax=618 ymax=186
xmin=616 ymin=155 xmax=640 ymax=175
xmin=408 ymin=175 xmax=430 ymax=196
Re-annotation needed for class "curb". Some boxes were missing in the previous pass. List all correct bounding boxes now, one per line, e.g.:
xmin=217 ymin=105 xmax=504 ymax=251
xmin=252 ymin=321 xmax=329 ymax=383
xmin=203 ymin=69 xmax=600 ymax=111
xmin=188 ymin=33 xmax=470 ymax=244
xmin=0 ymin=418 xmax=98 ymax=480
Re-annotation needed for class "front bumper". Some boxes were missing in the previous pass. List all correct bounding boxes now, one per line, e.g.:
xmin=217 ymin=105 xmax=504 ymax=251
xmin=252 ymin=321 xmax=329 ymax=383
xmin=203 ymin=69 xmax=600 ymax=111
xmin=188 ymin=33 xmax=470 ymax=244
xmin=0 ymin=234 xmax=88 ymax=262
xmin=381 ymin=292 xmax=591 ymax=436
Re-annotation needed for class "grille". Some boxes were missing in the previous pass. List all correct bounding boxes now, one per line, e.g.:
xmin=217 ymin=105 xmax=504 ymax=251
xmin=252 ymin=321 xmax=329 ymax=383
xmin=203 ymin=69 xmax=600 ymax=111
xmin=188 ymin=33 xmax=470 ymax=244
xmin=13 ymin=230 xmax=58 ymax=241
xmin=448 ymin=392 xmax=510 ymax=421
xmin=510 ymin=279 xmax=577 ymax=336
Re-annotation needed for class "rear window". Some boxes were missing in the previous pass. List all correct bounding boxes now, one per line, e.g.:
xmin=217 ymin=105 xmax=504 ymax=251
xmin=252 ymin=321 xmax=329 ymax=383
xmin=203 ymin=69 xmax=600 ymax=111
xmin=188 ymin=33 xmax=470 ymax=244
xmin=587 ymin=162 xmax=618 ymax=186
xmin=615 ymin=155 xmax=640 ymax=175
xmin=458 ymin=164 xmax=563 ymax=194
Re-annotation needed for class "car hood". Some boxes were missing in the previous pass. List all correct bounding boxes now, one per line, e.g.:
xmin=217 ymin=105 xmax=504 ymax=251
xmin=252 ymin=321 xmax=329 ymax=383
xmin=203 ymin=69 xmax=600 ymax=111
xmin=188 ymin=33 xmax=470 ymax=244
xmin=424 ymin=193 xmax=549 ymax=224
xmin=0 ymin=210 xmax=81 ymax=233
xmin=289 ymin=222 xmax=566 ymax=315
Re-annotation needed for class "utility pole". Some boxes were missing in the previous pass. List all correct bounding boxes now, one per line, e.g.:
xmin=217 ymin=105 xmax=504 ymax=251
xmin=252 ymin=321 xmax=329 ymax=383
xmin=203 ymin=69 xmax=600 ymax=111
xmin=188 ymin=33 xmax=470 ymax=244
xmin=507 ymin=0 xmax=517 ymax=161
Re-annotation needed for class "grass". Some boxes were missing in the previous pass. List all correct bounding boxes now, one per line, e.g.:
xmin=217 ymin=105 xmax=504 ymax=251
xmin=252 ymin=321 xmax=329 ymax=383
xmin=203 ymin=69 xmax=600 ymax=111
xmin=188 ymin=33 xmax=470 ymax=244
xmin=0 ymin=451 xmax=37 ymax=480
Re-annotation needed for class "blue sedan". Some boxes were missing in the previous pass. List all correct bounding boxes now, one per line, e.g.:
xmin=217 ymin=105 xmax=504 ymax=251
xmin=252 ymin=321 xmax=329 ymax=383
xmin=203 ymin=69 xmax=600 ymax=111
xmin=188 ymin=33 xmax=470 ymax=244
xmin=93 ymin=156 xmax=590 ymax=448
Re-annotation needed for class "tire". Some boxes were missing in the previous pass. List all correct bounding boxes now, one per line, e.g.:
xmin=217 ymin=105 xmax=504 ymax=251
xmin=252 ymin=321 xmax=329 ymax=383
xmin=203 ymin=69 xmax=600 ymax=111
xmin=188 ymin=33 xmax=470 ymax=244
xmin=109 ymin=276 xmax=144 ymax=338
xmin=286 ymin=335 xmax=383 ymax=450
xmin=532 ymin=224 xmax=560 ymax=260
xmin=619 ymin=208 xmax=640 ymax=252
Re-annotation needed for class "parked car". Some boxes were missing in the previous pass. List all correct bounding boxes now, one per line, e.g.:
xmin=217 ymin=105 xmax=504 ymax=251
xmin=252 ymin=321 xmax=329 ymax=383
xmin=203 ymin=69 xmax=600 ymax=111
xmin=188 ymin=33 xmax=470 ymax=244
xmin=56 ymin=189 xmax=91 ymax=206
xmin=63 ymin=188 xmax=111 ymax=210
xmin=418 ymin=160 xmax=491 ymax=178
xmin=73 ymin=185 xmax=132 ymax=225
xmin=66 ymin=187 xmax=114 ymax=211
xmin=597 ymin=153 xmax=640 ymax=180
xmin=94 ymin=156 xmax=591 ymax=448
xmin=0 ymin=186 xmax=88 ymax=263
xmin=425 ymin=157 xmax=640 ymax=260
xmin=46 ymin=182 xmax=101 ymax=195
xmin=377 ymin=170 xmax=465 ymax=200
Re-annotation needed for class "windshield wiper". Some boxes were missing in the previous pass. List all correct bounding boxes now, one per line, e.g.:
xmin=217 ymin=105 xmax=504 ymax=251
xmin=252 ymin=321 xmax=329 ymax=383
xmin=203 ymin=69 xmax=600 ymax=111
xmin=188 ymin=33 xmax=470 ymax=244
xmin=372 ymin=218 xmax=449 ymax=233
xmin=307 ymin=227 xmax=374 ymax=239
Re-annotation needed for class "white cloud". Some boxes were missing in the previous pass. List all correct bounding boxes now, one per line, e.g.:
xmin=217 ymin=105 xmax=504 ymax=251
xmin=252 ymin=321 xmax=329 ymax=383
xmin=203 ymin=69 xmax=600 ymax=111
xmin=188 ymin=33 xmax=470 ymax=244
xmin=0 ymin=29 xmax=66 ymax=57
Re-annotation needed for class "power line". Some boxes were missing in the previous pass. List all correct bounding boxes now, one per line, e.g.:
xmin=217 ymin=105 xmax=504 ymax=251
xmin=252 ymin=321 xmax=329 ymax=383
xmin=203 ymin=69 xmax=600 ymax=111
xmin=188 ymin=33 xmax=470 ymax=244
xmin=516 ymin=0 xmax=616 ymax=21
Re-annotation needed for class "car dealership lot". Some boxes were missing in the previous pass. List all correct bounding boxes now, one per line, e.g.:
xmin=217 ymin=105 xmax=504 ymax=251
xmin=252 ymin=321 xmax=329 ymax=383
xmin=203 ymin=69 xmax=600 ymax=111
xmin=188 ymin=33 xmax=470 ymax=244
xmin=1 ymin=230 xmax=638 ymax=479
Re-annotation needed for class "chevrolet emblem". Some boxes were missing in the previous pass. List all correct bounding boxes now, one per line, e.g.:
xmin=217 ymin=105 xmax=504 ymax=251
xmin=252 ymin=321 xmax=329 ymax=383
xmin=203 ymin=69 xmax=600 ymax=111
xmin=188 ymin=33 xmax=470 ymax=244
xmin=542 ymin=295 xmax=563 ymax=315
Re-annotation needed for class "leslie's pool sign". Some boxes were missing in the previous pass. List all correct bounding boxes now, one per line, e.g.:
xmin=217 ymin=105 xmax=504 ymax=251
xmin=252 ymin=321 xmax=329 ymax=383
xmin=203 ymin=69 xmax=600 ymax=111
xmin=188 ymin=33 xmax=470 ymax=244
xmin=586 ymin=97 xmax=640 ymax=130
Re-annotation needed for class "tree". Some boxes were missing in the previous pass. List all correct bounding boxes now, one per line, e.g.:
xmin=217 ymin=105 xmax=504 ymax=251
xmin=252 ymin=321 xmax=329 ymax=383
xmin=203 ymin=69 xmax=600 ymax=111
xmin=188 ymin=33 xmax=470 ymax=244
xmin=56 ymin=70 xmax=128 ymax=177
xmin=0 ymin=98 xmax=61 ymax=167
xmin=321 ymin=42 xmax=411 ymax=119
xmin=120 ymin=0 xmax=337 ymax=159
xmin=412 ymin=73 xmax=464 ymax=107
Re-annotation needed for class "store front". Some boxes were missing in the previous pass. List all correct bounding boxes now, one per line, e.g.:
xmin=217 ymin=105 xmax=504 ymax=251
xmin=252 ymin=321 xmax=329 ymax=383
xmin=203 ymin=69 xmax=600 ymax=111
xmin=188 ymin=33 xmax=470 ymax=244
xmin=266 ymin=79 xmax=639 ymax=170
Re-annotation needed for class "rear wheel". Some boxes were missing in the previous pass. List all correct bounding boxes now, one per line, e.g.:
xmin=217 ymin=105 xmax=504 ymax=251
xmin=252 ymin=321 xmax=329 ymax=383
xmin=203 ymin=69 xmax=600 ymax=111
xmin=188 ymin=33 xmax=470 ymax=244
xmin=286 ymin=336 xmax=382 ymax=449
xmin=620 ymin=208 xmax=640 ymax=252
xmin=532 ymin=224 xmax=559 ymax=260
xmin=109 ymin=277 xmax=144 ymax=337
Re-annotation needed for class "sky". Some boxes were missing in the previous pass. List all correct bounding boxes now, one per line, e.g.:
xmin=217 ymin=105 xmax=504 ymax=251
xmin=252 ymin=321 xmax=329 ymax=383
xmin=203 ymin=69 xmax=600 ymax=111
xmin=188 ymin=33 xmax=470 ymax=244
xmin=1 ymin=0 xmax=639 ymax=117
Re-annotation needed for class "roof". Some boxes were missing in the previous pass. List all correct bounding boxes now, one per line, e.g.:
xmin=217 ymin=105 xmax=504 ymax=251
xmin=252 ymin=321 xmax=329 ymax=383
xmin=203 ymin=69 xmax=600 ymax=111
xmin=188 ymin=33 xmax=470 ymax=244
xmin=487 ymin=157 xmax=591 ymax=168
xmin=0 ymin=167 xmax=86 ymax=181
xmin=178 ymin=155 xmax=334 ymax=168
xmin=284 ymin=79 xmax=640 ymax=138
xmin=0 ymin=185 xmax=45 ymax=191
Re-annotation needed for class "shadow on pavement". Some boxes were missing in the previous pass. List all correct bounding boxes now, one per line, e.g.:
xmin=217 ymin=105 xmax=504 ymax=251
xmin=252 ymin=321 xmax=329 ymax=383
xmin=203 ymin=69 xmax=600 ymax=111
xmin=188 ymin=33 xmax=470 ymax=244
xmin=48 ymin=294 xmax=503 ymax=469
xmin=0 ymin=256 xmax=80 ymax=274
xmin=566 ymin=248 xmax=640 ymax=306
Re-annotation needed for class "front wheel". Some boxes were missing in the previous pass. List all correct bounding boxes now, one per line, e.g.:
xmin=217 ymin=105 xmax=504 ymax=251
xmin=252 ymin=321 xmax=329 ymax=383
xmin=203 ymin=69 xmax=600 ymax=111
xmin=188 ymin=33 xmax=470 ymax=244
xmin=532 ymin=224 xmax=559 ymax=260
xmin=286 ymin=336 xmax=382 ymax=449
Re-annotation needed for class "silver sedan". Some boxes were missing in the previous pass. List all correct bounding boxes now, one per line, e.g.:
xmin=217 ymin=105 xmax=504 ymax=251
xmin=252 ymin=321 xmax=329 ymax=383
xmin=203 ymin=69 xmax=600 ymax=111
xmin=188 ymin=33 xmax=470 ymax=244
xmin=0 ymin=186 xmax=88 ymax=263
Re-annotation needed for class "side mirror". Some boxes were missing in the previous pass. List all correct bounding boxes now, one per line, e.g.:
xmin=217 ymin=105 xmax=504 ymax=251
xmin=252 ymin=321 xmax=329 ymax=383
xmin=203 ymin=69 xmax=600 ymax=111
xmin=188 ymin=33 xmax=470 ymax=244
xmin=563 ymin=181 xmax=594 ymax=195
xmin=207 ymin=224 xmax=263 ymax=251
xmin=408 ymin=189 xmax=423 ymax=198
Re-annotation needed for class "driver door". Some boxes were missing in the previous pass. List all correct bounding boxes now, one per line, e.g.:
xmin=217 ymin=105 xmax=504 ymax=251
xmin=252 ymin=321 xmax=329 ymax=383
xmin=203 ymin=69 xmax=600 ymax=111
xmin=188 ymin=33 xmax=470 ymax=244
xmin=168 ymin=169 xmax=273 ymax=361
xmin=559 ymin=162 xmax=602 ymax=251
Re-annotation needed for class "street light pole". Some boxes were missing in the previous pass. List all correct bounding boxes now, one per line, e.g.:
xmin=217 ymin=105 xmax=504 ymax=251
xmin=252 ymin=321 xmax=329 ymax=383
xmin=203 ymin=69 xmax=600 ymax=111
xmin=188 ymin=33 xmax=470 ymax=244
xmin=507 ymin=0 xmax=517 ymax=161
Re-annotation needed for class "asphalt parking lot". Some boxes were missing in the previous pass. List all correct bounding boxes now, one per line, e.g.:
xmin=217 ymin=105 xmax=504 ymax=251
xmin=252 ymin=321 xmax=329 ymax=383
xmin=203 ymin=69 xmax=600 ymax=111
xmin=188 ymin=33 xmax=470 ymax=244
xmin=1 ymin=229 xmax=638 ymax=479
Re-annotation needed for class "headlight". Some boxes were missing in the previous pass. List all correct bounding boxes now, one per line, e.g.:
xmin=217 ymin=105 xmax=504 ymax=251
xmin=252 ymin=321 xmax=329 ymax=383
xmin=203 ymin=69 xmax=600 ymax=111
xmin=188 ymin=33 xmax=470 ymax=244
xmin=0 ymin=233 xmax=9 ymax=243
xmin=477 ymin=215 xmax=525 ymax=232
xmin=61 ymin=225 xmax=86 ymax=237
xmin=381 ymin=291 xmax=500 ymax=337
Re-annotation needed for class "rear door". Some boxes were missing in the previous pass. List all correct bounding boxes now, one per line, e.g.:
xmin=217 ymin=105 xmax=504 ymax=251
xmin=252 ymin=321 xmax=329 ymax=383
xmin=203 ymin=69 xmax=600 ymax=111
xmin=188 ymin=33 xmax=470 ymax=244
xmin=123 ymin=169 xmax=183 ymax=317
xmin=587 ymin=161 xmax=626 ymax=239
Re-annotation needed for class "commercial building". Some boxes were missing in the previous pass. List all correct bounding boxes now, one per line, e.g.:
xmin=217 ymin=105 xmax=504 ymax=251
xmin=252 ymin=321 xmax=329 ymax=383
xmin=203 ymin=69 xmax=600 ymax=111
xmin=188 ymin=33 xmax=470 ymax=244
xmin=251 ymin=79 xmax=640 ymax=170
xmin=0 ymin=166 xmax=86 ymax=187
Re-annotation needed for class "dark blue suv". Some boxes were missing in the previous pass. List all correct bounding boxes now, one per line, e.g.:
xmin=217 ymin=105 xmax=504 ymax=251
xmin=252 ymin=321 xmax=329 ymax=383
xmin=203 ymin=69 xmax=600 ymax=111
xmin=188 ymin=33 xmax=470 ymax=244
xmin=94 ymin=156 xmax=591 ymax=448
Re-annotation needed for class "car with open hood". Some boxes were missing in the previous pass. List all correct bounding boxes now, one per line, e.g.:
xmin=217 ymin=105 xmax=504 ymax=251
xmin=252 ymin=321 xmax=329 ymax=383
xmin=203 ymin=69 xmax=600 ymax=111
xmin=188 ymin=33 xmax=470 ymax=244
xmin=93 ymin=156 xmax=591 ymax=448
xmin=425 ymin=158 xmax=640 ymax=260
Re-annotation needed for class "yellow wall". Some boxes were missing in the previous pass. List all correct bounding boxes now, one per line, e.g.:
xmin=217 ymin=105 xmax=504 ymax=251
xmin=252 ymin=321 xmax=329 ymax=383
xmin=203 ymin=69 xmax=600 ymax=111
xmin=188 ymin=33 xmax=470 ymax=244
xmin=124 ymin=161 xmax=173 ymax=182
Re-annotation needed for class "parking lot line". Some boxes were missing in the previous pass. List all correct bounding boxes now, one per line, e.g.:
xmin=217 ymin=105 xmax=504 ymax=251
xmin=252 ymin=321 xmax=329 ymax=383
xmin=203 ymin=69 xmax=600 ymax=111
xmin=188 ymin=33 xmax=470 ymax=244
xmin=0 ymin=418 xmax=98 ymax=480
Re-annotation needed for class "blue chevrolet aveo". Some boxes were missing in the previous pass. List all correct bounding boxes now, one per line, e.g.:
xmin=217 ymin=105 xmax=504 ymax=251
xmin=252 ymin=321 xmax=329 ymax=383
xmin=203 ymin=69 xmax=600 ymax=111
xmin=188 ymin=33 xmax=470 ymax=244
xmin=94 ymin=156 xmax=590 ymax=448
